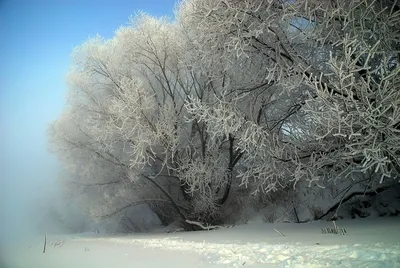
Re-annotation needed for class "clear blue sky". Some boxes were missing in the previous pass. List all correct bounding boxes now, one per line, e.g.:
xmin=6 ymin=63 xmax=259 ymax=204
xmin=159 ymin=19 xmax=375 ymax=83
xmin=0 ymin=0 xmax=176 ymax=239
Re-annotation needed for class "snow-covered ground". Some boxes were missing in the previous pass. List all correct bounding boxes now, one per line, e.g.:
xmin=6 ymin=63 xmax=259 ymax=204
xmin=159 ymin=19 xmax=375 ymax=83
xmin=2 ymin=217 xmax=400 ymax=268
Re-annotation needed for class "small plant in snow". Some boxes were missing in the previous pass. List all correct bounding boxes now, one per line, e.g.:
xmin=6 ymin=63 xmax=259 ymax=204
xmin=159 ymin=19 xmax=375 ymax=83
xmin=321 ymin=221 xmax=347 ymax=235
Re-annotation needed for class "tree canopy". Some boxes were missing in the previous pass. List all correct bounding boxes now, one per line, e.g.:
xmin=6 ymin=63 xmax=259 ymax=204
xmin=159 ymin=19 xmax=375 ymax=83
xmin=49 ymin=0 xmax=400 ymax=228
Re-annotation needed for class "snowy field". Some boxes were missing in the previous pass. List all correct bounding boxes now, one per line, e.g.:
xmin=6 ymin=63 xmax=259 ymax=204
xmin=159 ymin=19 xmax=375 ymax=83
xmin=2 ymin=217 xmax=400 ymax=268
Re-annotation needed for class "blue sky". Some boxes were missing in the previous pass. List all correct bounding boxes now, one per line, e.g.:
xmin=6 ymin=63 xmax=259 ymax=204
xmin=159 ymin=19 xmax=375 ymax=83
xmin=0 ymin=0 xmax=176 ymax=239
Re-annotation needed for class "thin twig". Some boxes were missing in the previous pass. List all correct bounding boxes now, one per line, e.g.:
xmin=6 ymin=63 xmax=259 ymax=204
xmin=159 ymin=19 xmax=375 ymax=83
xmin=274 ymin=228 xmax=285 ymax=237
xmin=43 ymin=233 xmax=47 ymax=253
xmin=332 ymin=221 xmax=338 ymax=233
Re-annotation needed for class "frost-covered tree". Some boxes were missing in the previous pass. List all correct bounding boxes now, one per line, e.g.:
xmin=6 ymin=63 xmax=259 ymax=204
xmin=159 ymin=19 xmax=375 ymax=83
xmin=178 ymin=0 xmax=400 ymax=194
xmin=50 ymin=0 xmax=400 ymax=228
xmin=49 ymin=13 xmax=246 ymax=226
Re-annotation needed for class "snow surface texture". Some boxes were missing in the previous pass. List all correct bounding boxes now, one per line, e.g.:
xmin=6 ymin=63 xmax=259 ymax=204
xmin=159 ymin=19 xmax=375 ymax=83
xmin=2 ymin=217 xmax=399 ymax=268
